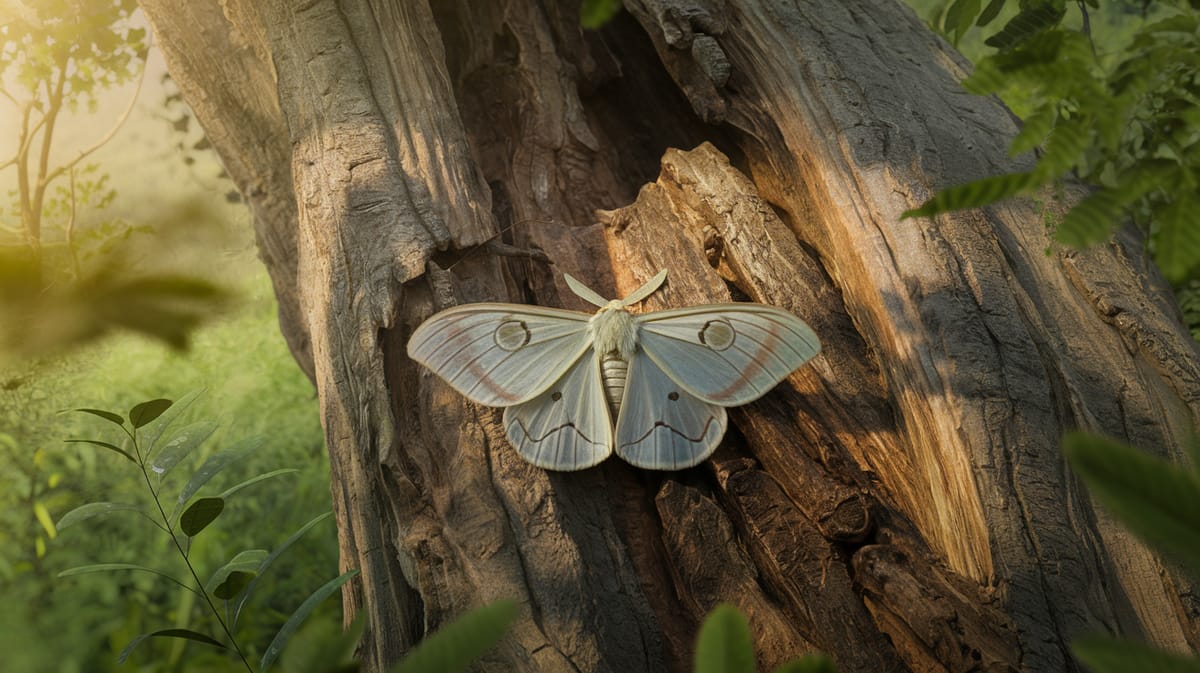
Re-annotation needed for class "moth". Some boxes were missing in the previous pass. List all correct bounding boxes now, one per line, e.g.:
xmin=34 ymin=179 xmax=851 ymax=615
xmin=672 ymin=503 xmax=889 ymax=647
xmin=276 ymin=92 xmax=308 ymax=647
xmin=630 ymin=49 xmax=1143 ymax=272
xmin=406 ymin=270 xmax=820 ymax=471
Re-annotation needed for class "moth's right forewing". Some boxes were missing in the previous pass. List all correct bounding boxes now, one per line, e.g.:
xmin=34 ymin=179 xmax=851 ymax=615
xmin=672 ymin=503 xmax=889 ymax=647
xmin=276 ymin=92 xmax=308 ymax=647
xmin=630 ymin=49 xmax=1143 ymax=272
xmin=406 ymin=304 xmax=592 ymax=406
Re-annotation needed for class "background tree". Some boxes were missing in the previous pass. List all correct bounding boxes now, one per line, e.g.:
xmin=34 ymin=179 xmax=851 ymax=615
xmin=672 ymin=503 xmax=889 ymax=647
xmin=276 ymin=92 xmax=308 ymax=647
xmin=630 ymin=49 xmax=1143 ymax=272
xmin=0 ymin=0 xmax=229 ymax=356
xmin=1 ymin=0 xmax=145 ymax=260
xmin=138 ymin=1 xmax=1200 ymax=672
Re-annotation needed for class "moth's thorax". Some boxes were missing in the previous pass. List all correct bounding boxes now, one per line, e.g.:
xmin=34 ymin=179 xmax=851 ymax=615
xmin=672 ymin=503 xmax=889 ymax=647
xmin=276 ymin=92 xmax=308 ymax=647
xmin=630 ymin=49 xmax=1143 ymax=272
xmin=590 ymin=301 xmax=638 ymax=360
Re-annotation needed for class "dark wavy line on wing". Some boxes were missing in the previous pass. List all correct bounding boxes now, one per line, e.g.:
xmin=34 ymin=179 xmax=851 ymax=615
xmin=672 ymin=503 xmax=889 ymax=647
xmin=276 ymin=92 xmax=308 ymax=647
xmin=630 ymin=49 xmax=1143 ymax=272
xmin=514 ymin=419 xmax=605 ymax=446
xmin=617 ymin=415 xmax=718 ymax=449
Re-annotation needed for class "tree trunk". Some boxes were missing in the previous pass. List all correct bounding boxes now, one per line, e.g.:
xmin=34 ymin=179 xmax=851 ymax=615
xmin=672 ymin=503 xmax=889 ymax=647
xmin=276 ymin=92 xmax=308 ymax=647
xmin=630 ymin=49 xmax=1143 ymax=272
xmin=139 ymin=0 xmax=1200 ymax=671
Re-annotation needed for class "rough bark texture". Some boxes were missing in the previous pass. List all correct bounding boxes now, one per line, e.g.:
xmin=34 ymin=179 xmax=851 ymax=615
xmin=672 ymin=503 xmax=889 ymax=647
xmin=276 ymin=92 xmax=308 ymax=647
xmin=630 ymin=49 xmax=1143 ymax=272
xmin=139 ymin=0 xmax=1200 ymax=672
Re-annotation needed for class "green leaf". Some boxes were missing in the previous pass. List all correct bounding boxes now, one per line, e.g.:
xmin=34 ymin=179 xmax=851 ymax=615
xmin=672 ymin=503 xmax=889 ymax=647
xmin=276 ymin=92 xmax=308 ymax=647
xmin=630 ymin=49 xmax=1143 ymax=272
xmin=944 ymin=0 xmax=981 ymax=45
xmin=581 ymin=0 xmax=622 ymax=29
xmin=219 ymin=468 xmax=299 ymax=499
xmin=73 ymin=408 xmax=125 ymax=427
xmin=772 ymin=654 xmax=838 ymax=673
xmin=976 ymin=0 xmax=1005 ymax=27
xmin=213 ymin=570 xmax=256 ymax=601
xmin=1071 ymin=635 xmax=1200 ymax=673
xmin=983 ymin=1 xmax=1065 ymax=49
xmin=63 ymin=438 xmax=136 ymax=464
xmin=129 ymin=398 xmax=173 ymax=428
xmin=695 ymin=604 xmax=756 ymax=673
xmin=389 ymin=598 xmax=519 ymax=673
xmin=180 ymin=497 xmax=224 ymax=537
xmin=901 ymin=171 xmax=1039 ymax=219
xmin=234 ymin=512 xmax=334 ymax=627
xmin=1063 ymin=432 xmax=1200 ymax=576
xmin=57 ymin=502 xmax=145 ymax=529
xmin=141 ymin=388 xmax=204 ymax=453
xmin=150 ymin=419 xmax=218 ymax=476
xmin=118 ymin=629 xmax=226 ymax=664
xmin=33 ymin=502 xmax=56 ymax=539
xmin=205 ymin=549 xmax=268 ymax=596
xmin=58 ymin=563 xmax=196 ymax=594
xmin=261 ymin=570 xmax=362 ymax=672
xmin=174 ymin=435 xmax=264 ymax=514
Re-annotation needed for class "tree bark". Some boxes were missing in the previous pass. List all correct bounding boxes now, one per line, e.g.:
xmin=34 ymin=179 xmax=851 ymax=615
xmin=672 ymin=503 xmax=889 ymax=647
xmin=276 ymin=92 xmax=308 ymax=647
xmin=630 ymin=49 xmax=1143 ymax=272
xmin=139 ymin=1 xmax=1200 ymax=672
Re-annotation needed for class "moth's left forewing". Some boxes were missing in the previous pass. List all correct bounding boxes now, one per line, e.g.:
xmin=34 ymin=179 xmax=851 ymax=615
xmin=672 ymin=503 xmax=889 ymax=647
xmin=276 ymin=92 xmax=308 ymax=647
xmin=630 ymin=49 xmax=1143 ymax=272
xmin=635 ymin=304 xmax=821 ymax=406
xmin=406 ymin=304 xmax=591 ymax=407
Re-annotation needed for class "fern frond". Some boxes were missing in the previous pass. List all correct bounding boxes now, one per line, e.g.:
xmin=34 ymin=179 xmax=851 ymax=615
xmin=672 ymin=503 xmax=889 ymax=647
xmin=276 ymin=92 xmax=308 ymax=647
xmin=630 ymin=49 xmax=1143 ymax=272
xmin=1011 ymin=105 xmax=1057 ymax=156
xmin=1035 ymin=119 xmax=1091 ymax=177
xmin=1055 ymin=165 xmax=1166 ymax=246
xmin=1174 ymin=280 xmax=1200 ymax=342
xmin=963 ymin=60 xmax=1006 ymax=94
xmin=1055 ymin=188 xmax=1124 ymax=246
xmin=1152 ymin=192 xmax=1200 ymax=284
xmin=902 ymin=171 xmax=1039 ymax=219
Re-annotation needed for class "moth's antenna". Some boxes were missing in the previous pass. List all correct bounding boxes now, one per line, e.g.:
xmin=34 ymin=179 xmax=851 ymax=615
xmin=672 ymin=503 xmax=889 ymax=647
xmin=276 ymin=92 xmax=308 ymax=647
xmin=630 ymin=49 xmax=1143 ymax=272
xmin=563 ymin=273 xmax=610 ymax=308
xmin=620 ymin=269 xmax=668 ymax=306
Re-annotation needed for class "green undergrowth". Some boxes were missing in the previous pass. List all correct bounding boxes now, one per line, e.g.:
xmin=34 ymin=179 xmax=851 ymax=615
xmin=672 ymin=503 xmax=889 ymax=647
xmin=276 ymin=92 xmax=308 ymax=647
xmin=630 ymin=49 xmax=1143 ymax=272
xmin=0 ymin=271 xmax=329 ymax=673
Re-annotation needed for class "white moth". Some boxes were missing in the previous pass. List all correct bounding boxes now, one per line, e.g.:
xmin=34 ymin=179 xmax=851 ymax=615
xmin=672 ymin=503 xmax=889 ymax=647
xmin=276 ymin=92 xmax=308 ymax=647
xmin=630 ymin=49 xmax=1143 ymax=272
xmin=406 ymin=270 xmax=821 ymax=471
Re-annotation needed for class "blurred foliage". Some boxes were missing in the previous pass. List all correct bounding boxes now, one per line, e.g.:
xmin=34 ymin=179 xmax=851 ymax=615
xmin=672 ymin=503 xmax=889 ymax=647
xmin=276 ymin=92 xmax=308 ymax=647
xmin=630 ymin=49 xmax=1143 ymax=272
xmin=1178 ymin=280 xmax=1200 ymax=341
xmin=580 ymin=0 xmax=623 ymax=28
xmin=903 ymin=0 xmax=1200 ymax=287
xmin=389 ymin=600 xmax=519 ymax=673
xmin=0 ymin=0 xmax=234 ymax=355
xmin=1062 ymin=432 xmax=1200 ymax=672
xmin=693 ymin=605 xmax=836 ymax=673
xmin=0 ymin=241 xmax=231 ymax=357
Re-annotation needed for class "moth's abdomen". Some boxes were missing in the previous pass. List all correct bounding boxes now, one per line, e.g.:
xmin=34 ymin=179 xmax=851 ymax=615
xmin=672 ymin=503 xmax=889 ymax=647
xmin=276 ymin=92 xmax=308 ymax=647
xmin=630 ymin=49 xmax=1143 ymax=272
xmin=600 ymin=352 xmax=628 ymax=416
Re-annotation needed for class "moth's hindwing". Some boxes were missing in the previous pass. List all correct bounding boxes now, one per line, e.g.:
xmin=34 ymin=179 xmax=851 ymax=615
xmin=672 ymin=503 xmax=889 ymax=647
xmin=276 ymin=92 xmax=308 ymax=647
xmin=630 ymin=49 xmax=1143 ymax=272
xmin=636 ymin=305 xmax=821 ymax=406
xmin=504 ymin=349 xmax=613 ymax=471
xmin=406 ymin=304 xmax=591 ymax=406
xmin=615 ymin=351 xmax=727 ymax=470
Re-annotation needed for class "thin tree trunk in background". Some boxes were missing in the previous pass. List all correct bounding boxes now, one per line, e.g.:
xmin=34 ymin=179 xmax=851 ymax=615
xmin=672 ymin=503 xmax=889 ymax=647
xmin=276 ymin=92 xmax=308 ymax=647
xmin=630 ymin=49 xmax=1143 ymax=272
xmin=140 ymin=0 xmax=1200 ymax=671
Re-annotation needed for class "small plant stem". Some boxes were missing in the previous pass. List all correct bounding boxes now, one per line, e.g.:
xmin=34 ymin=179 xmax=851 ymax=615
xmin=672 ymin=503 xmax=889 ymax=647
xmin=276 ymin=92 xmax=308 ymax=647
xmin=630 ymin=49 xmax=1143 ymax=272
xmin=132 ymin=432 xmax=256 ymax=673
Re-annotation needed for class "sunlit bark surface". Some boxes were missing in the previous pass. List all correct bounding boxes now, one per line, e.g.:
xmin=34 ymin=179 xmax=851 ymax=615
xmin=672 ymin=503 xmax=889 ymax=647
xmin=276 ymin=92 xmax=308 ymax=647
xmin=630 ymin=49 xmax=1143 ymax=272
xmin=141 ymin=0 xmax=1200 ymax=671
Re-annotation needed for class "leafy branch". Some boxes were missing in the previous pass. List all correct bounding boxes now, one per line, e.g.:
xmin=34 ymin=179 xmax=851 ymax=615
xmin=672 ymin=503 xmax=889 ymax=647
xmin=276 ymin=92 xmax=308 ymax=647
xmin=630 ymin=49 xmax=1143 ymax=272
xmin=56 ymin=393 xmax=352 ymax=672
xmin=905 ymin=0 xmax=1200 ymax=285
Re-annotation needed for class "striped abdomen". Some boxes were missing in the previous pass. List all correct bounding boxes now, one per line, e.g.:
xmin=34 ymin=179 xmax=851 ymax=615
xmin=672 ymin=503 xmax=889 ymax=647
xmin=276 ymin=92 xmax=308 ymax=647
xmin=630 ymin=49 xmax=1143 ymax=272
xmin=600 ymin=352 xmax=628 ymax=416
